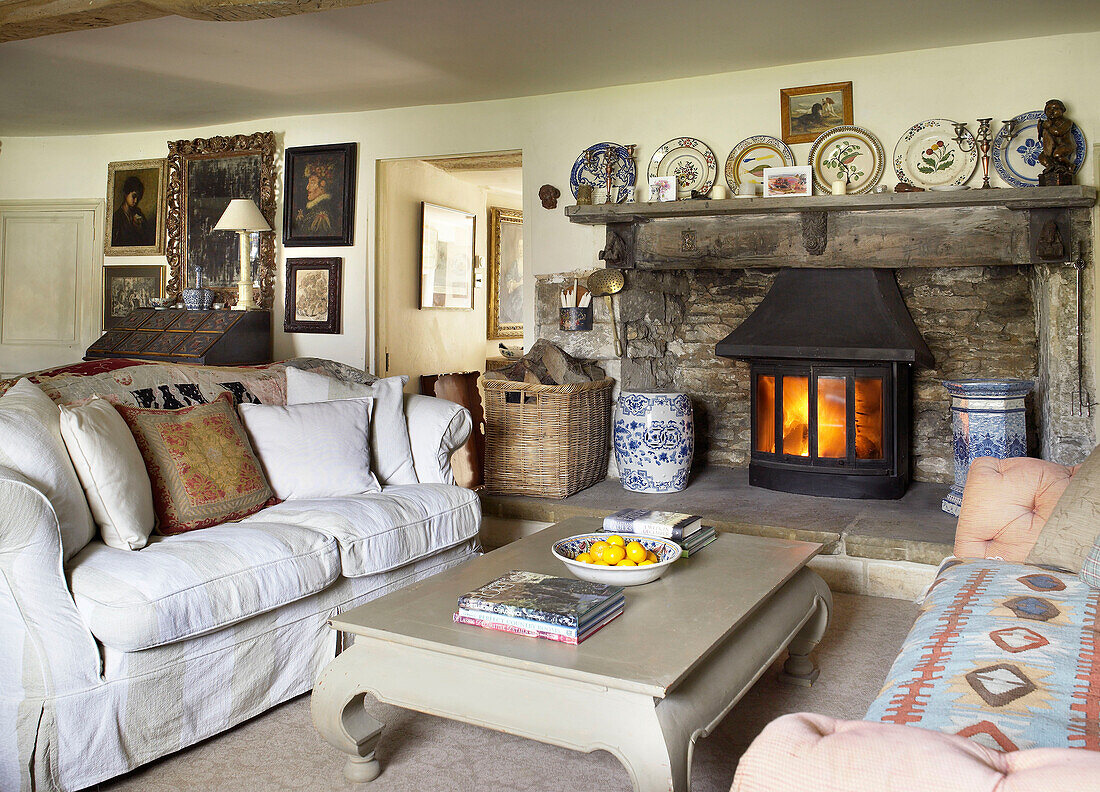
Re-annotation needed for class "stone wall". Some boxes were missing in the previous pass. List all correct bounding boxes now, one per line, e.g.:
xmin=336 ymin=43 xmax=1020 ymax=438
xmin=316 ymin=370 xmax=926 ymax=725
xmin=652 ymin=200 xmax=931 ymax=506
xmin=537 ymin=265 xmax=1060 ymax=485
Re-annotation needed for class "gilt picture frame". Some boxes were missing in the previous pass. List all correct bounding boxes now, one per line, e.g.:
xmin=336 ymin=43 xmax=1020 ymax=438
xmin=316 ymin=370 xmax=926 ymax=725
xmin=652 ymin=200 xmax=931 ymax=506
xmin=104 ymin=158 xmax=167 ymax=256
xmin=165 ymin=131 xmax=276 ymax=308
xmin=284 ymin=258 xmax=341 ymax=334
xmin=487 ymin=207 xmax=522 ymax=339
xmin=419 ymin=202 xmax=476 ymax=310
xmin=283 ymin=143 xmax=357 ymax=247
xmin=102 ymin=265 xmax=164 ymax=329
xmin=780 ymin=81 xmax=853 ymax=145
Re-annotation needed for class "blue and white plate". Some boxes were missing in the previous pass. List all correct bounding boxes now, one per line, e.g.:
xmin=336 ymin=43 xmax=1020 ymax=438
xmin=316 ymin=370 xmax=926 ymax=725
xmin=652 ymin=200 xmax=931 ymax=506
xmin=570 ymin=142 xmax=636 ymax=202
xmin=992 ymin=111 xmax=1087 ymax=188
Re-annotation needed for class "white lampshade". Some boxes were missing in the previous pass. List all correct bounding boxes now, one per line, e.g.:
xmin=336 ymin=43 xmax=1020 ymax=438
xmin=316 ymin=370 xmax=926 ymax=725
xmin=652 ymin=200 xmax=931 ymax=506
xmin=213 ymin=199 xmax=271 ymax=232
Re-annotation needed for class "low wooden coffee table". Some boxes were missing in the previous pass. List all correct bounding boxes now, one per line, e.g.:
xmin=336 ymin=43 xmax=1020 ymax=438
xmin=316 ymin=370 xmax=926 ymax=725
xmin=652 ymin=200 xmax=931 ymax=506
xmin=312 ymin=517 xmax=830 ymax=792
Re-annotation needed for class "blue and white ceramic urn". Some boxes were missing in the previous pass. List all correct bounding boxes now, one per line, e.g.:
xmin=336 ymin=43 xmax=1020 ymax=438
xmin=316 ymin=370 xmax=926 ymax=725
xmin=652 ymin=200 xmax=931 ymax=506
xmin=942 ymin=379 xmax=1034 ymax=515
xmin=613 ymin=391 xmax=694 ymax=493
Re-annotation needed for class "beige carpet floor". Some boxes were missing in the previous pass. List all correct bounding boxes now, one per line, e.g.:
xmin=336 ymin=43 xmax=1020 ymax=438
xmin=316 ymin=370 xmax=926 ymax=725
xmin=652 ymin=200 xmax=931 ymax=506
xmin=94 ymin=592 xmax=915 ymax=792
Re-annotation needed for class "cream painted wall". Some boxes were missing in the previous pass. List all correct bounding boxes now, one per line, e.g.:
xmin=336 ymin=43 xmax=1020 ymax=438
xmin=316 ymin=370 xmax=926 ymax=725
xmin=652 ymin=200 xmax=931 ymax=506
xmin=376 ymin=158 xmax=488 ymax=389
xmin=0 ymin=31 xmax=1096 ymax=379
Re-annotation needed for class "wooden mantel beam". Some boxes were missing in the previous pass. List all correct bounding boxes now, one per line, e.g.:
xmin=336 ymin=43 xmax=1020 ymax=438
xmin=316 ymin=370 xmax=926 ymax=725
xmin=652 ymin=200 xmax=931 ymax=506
xmin=0 ymin=0 xmax=389 ymax=43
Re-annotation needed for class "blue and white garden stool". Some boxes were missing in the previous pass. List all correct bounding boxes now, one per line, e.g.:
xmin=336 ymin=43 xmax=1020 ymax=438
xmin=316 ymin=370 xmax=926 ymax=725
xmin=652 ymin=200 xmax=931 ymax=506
xmin=613 ymin=391 xmax=694 ymax=493
xmin=942 ymin=379 xmax=1034 ymax=515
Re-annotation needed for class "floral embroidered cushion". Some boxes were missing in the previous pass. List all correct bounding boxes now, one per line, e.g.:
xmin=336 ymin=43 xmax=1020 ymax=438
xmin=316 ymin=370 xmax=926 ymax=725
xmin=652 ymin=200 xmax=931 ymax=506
xmin=115 ymin=392 xmax=277 ymax=534
xmin=1027 ymin=443 xmax=1100 ymax=572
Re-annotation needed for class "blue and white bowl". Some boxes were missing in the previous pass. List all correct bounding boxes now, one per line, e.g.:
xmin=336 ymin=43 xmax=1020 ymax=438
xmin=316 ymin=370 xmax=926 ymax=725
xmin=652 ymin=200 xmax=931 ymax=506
xmin=552 ymin=532 xmax=681 ymax=586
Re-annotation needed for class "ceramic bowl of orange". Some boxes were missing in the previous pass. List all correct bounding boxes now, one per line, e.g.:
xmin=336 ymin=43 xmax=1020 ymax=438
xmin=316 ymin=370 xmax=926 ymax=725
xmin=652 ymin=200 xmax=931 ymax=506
xmin=551 ymin=533 xmax=681 ymax=586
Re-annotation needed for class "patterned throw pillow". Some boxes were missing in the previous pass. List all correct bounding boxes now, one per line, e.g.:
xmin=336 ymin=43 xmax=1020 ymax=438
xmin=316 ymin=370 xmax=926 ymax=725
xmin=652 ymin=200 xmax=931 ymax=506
xmin=1082 ymin=538 xmax=1100 ymax=588
xmin=115 ymin=392 xmax=277 ymax=534
xmin=1027 ymin=443 xmax=1100 ymax=572
xmin=130 ymin=381 xmax=261 ymax=409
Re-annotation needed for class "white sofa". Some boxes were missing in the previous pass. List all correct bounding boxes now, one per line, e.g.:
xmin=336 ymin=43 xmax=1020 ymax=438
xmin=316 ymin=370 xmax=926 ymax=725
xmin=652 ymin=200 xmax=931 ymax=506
xmin=0 ymin=358 xmax=482 ymax=792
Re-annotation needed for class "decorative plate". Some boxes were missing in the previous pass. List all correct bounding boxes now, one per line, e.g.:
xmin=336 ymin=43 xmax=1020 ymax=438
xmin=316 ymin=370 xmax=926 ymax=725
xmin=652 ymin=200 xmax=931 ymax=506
xmin=808 ymin=126 xmax=885 ymax=194
xmin=647 ymin=137 xmax=718 ymax=195
xmin=725 ymin=135 xmax=795 ymax=190
xmin=893 ymin=119 xmax=978 ymax=188
xmin=992 ymin=110 xmax=1087 ymax=188
xmin=570 ymin=142 xmax=636 ymax=203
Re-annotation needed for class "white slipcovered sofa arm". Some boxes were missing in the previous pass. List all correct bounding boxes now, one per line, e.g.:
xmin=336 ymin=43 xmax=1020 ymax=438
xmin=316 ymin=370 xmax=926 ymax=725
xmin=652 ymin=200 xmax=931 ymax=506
xmin=404 ymin=395 xmax=473 ymax=485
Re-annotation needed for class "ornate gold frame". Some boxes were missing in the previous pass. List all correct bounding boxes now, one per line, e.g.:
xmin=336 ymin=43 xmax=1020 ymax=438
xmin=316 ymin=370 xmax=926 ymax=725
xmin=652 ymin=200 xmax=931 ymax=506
xmin=487 ymin=206 xmax=523 ymax=339
xmin=104 ymin=158 xmax=167 ymax=256
xmin=165 ymin=131 xmax=276 ymax=308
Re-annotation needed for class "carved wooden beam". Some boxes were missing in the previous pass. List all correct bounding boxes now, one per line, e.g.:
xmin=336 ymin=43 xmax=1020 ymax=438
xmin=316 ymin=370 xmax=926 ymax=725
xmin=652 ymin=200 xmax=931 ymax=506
xmin=0 ymin=0 xmax=389 ymax=42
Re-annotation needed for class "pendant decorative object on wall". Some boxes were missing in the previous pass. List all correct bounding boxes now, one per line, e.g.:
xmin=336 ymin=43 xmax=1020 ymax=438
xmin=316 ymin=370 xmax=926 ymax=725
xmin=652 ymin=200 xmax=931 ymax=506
xmin=613 ymin=391 xmax=694 ymax=493
xmin=942 ymin=379 xmax=1034 ymax=515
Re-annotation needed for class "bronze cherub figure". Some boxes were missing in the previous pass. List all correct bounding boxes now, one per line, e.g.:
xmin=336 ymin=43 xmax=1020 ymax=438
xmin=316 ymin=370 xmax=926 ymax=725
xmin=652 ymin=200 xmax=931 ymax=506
xmin=1037 ymin=99 xmax=1076 ymax=186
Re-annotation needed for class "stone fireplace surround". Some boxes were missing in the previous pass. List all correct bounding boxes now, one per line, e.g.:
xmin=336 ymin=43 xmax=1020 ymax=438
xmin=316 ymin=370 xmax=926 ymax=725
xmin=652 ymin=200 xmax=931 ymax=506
xmin=539 ymin=193 xmax=1097 ymax=487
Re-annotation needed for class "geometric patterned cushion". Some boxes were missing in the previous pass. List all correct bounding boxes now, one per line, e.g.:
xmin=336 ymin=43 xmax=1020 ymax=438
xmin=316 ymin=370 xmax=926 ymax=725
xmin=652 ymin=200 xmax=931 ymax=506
xmin=865 ymin=558 xmax=1100 ymax=753
xmin=115 ymin=392 xmax=277 ymax=535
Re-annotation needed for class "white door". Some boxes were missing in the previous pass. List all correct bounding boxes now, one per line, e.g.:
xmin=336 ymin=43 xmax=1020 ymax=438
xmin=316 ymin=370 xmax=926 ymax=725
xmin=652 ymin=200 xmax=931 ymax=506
xmin=0 ymin=202 xmax=102 ymax=378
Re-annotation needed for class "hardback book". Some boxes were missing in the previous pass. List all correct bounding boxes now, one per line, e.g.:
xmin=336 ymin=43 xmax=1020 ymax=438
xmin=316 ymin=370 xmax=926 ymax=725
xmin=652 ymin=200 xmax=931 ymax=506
xmin=453 ymin=601 xmax=624 ymax=645
xmin=679 ymin=527 xmax=717 ymax=557
xmin=602 ymin=509 xmax=703 ymax=540
xmin=457 ymin=570 xmax=624 ymax=630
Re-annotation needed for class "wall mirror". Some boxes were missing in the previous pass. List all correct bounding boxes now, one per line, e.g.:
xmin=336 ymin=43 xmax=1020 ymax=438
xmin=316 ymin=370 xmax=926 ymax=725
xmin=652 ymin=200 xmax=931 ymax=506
xmin=166 ymin=132 xmax=276 ymax=308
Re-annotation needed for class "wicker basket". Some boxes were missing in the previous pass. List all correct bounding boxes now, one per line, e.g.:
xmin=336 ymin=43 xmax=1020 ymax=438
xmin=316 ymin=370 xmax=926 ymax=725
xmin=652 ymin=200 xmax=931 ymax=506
xmin=481 ymin=376 xmax=614 ymax=499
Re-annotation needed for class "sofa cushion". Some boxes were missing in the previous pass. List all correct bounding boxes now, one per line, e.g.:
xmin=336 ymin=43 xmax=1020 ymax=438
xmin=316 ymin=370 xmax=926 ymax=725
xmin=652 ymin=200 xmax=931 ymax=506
xmin=68 ymin=521 xmax=340 ymax=651
xmin=241 ymin=483 xmax=480 ymax=577
xmin=0 ymin=378 xmax=96 ymax=560
xmin=865 ymin=558 xmax=1099 ymax=752
xmin=1027 ymin=443 xmax=1100 ymax=572
xmin=116 ymin=393 xmax=277 ymax=535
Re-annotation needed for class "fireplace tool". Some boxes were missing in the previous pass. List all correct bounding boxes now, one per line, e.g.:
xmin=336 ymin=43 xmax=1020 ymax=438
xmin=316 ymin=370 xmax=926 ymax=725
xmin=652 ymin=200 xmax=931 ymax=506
xmin=587 ymin=269 xmax=625 ymax=357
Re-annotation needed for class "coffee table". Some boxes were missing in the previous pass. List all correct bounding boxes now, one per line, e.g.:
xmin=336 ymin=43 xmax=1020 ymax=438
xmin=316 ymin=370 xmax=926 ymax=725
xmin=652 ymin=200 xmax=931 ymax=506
xmin=312 ymin=517 xmax=830 ymax=792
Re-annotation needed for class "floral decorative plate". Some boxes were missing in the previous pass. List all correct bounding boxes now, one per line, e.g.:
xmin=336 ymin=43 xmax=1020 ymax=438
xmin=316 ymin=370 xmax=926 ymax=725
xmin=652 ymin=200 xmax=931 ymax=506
xmin=570 ymin=142 xmax=636 ymax=202
xmin=808 ymin=126 xmax=885 ymax=194
xmin=893 ymin=119 xmax=977 ymax=188
xmin=992 ymin=110 xmax=1087 ymax=188
xmin=647 ymin=137 xmax=718 ymax=195
xmin=725 ymin=135 xmax=795 ymax=190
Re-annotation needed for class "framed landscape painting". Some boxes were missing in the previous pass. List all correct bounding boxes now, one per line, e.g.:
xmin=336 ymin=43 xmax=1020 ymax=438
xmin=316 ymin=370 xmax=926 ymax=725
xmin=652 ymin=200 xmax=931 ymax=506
xmin=284 ymin=258 xmax=341 ymax=334
xmin=487 ymin=207 xmax=522 ymax=339
xmin=282 ymin=143 xmax=357 ymax=247
xmin=102 ymin=265 xmax=164 ymax=329
xmin=104 ymin=159 xmax=166 ymax=255
xmin=780 ymin=81 xmax=853 ymax=144
xmin=419 ymin=202 xmax=475 ymax=310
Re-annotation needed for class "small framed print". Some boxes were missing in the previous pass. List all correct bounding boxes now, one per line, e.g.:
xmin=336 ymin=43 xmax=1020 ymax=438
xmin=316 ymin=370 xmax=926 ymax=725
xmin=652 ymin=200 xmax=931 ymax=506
xmin=104 ymin=159 xmax=167 ymax=255
xmin=284 ymin=258 xmax=341 ymax=334
xmin=762 ymin=166 xmax=814 ymax=197
xmin=780 ymin=81 xmax=854 ymax=145
xmin=648 ymin=175 xmax=677 ymax=202
xmin=102 ymin=265 xmax=165 ymax=329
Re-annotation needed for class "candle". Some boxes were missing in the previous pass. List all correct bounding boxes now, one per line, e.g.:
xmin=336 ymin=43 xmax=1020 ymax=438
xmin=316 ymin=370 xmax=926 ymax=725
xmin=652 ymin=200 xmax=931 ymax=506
xmin=709 ymin=182 xmax=728 ymax=199
xmin=831 ymin=180 xmax=847 ymax=196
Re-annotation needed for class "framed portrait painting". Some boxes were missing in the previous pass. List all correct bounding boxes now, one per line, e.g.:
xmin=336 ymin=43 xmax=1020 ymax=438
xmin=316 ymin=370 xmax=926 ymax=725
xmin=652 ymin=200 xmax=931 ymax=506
xmin=104 ymin=159 xmax=166 ymax=255
xmin=282 ymin=143 xmax=357 ymax=247
xmin=419 ymin=202 xmax=475 ymax=310
xmin=487 ymin=207 xmax=522 ymax=339
xmin=102 ymin=265 xmax=164 ymax=329
xmin=780 ymin=81 xmax=853 ymax=145
xmin=284 ymin=258 xmax=341 ymax=334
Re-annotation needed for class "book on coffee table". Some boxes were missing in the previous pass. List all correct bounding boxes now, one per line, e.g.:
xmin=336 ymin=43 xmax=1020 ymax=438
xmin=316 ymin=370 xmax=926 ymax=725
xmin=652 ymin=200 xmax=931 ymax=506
xmin=601 ymin=509 xmax=702 ymax=540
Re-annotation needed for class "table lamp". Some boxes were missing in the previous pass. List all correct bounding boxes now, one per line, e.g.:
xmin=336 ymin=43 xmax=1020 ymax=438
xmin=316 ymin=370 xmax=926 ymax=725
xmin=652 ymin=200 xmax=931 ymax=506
xmin=214 ymin=199 xmax=271 ymax=310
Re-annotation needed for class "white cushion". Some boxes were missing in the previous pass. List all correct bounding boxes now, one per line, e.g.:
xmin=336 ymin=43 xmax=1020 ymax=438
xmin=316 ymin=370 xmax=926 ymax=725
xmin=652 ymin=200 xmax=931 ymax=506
xmin=67 ymin=521 xmax=341 ymax=651
xmin=286 ymin=368 xmax=418 ymax=486
xmin=238 ymin=397 xmax=380 ymax=500
xmin=243 ymin=483 xmax=481 ymax=577
xmin=0 ymin=379 xmax=95 ymax=560
xmin=59 ymin=397 xmax=155 ymax=550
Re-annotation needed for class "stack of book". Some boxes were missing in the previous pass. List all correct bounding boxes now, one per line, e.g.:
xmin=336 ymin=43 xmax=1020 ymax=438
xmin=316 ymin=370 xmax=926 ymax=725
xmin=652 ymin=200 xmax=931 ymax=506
xmin=453 ymin=570 xmax=624 ymax=645
xmin=601 ymin=509 xmax=718 ymax=557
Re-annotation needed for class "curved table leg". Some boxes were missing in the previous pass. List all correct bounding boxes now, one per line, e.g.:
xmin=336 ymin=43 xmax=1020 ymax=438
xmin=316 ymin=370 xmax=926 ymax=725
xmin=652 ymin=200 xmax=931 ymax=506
xmin=311 ymin=645 xmax=385 ymax=783
xmin=780 ymin=579 xmax=832 ymax=687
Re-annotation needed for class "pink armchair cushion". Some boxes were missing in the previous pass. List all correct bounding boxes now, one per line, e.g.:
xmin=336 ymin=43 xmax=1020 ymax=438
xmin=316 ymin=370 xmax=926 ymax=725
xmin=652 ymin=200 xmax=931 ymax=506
xmin=732 ymin=713 xmax=1100 ymax=792
xmin=954 ymin=457 xmax=1077 ymax=563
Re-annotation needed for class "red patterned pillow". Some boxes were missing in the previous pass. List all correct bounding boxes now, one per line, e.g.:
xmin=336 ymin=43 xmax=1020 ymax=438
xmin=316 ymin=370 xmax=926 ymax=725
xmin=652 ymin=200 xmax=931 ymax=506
xmin=115 ymin=392 xmax=277 ymax=534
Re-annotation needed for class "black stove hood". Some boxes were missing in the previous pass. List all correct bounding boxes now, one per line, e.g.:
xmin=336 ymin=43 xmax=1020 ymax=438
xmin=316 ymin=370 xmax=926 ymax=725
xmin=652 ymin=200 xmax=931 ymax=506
xmin=715 ymin=268 xmax=934 ymax=368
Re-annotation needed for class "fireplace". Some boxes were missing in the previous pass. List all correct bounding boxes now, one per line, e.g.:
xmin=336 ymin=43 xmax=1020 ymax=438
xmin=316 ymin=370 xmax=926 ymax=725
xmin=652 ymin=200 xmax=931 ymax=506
xmin=716 ymin=268 xmax=933 ymax=499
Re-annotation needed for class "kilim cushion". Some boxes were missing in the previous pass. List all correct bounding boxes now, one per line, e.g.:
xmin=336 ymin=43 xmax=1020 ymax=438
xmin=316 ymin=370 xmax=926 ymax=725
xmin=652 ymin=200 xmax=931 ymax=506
xmin=116 ymin=392 xmax=276 ymax=534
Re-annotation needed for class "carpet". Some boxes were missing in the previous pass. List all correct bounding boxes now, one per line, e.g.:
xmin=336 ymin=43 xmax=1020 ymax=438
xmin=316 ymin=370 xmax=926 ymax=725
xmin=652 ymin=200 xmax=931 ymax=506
xmin=95 ymin=592 xmax=915 ymax=792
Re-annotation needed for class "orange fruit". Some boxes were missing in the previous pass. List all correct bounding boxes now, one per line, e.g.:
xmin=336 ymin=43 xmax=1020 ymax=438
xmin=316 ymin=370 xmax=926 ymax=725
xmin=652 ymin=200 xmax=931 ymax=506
xmin=626 ymin=541 xmax=647 ymax=563
xmin=646 ymin=550 xmax=658 ymax=563
xmin=575 ymin=552 xmax=592 ymax=564
xmin=602 ymin=544 xmax=626 ymax=564
xmin=639 ymin=559 xmax=655 ymax=566
xmin=589 ymin=540 xmax=609 ymax=561
xmin=605 ymin=534 xmax=626 ymax=547
xmin=615 ymin=559 xmax=637 ymax=566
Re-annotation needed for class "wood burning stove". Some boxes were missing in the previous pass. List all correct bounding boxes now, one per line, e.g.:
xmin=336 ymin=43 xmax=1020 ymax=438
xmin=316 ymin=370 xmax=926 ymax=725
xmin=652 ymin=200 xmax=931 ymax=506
xmin=716 ymin=269 xmax=933 ymax=499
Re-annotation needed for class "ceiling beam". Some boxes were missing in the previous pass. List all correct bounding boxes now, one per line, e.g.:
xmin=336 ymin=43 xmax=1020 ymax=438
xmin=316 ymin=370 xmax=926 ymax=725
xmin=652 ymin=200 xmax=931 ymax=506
xmin=424 ymin=152 xmax=524 ymax=173
xmin=0 ymin=0 xmax=388 ymax=42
